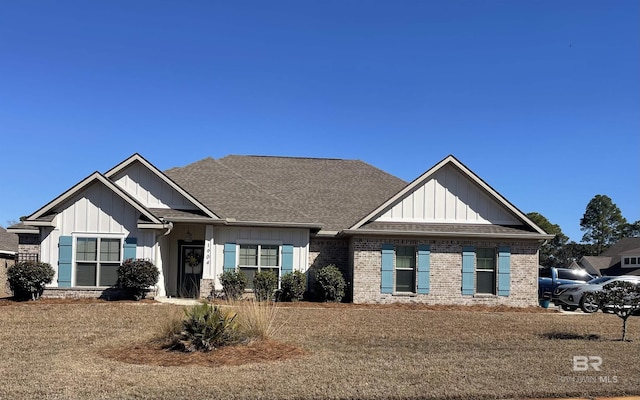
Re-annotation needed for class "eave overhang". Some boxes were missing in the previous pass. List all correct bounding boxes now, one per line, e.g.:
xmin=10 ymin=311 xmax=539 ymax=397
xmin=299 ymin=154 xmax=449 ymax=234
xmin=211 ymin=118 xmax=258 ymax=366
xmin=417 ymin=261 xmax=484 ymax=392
xmin=223 ymin=219 xmax=323 ymax=232
xmin=340 ymin=228 xmax=554 ymax=241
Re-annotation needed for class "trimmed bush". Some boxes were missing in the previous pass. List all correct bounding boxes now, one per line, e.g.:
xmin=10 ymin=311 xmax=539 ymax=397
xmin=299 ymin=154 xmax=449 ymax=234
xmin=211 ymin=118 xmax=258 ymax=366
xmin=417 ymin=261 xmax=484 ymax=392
xmin=253 ymin=270 xmax=278 ymax=302
xmin=117 ymin=259 xmax=159 ymax=300
xmin=219 ymin=270 xmax=247 ymax=300
xmin=314 ymin=264 xmax=346 ymax=302
xmin=7 ymin=261 xmax=55 ymax=301
xmin=279 ymin=270 xmax=306 ymax=302
xmin=169 ymin=303 xmax=239 ymax=352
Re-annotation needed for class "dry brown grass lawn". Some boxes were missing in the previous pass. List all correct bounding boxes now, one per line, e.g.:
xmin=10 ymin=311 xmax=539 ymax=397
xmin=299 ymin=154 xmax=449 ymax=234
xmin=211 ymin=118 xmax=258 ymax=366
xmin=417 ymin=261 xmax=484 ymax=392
xmin=0 ymin=298 xmax=639 ymax=399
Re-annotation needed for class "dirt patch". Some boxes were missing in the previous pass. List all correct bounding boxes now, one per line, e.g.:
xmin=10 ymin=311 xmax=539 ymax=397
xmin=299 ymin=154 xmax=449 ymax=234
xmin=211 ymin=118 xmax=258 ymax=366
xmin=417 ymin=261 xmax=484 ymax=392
xmin=100 ymin=339 xmax=307 ymax=368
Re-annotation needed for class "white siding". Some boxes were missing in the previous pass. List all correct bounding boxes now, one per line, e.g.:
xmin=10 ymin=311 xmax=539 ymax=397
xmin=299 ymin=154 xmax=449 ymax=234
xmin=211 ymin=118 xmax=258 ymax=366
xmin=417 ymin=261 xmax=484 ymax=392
xmin=205 ymin=226 xmax=310 ymax=291
xmin=111 ymin=161 xmax=197 ymax=210
xmin=39 ymin=181 xmax=156 ymax=286
xmin=377 ymin=164 xmax=520 ymax=225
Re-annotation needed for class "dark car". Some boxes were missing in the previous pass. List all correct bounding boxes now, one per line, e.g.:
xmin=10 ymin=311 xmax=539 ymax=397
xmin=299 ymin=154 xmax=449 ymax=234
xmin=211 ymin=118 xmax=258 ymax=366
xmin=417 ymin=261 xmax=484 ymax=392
xmin=538 ymin=267 xmax=595 ymax=311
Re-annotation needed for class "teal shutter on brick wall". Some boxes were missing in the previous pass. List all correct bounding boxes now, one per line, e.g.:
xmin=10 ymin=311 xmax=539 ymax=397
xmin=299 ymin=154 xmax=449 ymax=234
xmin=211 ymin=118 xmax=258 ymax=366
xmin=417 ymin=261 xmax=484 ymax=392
xmin=497 ymin=246 xmax=511 ymax=296
xmin=281 ymin=245 xmax=294 ymax=275
xmin=123 ymin=237 xmax=137 ymax=261
xmin=223 ymin=243 xmax=236 ymax=272
xmin=417 ymin=245 xmax=430 ymax=294
xmin=462 ymin=246 xmax=475 ymax=295
xmin=58 ymin=236 xmax=73 ymax=288
xmin=381 ymin=244 xmax=394 ymax=294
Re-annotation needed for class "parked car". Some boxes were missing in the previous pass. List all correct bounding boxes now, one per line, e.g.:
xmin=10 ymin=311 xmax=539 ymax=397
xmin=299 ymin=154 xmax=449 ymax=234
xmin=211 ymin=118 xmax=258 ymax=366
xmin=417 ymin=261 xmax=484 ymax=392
xmin=553 ymin=275 xmax=640 ymax=313
xmin=538 ymin=267 xmax=594 ymax=310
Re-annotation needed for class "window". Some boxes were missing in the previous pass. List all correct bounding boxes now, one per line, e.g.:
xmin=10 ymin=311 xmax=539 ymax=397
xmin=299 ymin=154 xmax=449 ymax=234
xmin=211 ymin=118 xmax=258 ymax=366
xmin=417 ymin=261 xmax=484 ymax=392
xmin=75 ymin=237 xmax=121 ymax=286
xmin=395 ymin=246 xmax=416 ymax=293
xmin=239 ymin=244 xmax=280 ymax=289
xmin=476 ymin=248 xmax=496 ymax=294
xmin=623 ymin=257 xmax=639 ymax=266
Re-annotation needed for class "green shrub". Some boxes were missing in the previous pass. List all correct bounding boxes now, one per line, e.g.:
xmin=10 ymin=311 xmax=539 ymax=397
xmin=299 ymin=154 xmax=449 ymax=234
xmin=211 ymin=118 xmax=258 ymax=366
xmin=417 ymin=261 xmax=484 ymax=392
xmin=314 ymin=264 xmax=346 ymax=302
xmin=280 ymin=270 xmax=306 ymax=302
xmin=7 ymin=261 xmax=55 ymax=301
xmin=117 ymin=259 xmax=159 ymax=300
xmin=253 ymin=270 xmax=278 ymax=302
xmin=219 ymin=270 xmax=247 ymax=300
xmin=169 ymin=303 xmax=239 ymax=352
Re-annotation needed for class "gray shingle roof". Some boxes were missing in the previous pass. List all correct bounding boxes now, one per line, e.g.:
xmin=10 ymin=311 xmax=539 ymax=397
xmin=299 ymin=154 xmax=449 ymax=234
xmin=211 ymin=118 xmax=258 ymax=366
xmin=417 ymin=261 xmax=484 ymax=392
xmin=165 ymin=155 xmax=407 ymax=231
xmin=0 ymin=227 xmax=18 ymax=253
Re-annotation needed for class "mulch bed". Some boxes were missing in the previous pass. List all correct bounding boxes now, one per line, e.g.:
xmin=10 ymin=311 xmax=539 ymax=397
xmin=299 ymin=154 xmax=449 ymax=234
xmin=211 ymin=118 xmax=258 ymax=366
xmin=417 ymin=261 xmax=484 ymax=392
xmin=99 ymin=339 xmax=307 ymax=368
xmin=0 ymin=296 xmax=556 ymax=313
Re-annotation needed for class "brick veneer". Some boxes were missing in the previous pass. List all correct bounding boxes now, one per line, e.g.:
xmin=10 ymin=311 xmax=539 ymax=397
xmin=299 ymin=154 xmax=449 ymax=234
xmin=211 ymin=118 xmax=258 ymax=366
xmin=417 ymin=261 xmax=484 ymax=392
xmin=351 ymin=237 xmax=540 ymax=306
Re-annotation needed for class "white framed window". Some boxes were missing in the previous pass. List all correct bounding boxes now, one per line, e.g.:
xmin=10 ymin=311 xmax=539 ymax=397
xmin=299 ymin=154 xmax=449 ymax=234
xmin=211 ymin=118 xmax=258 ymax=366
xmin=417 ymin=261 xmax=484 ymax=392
xmin=623 ymin=256 xmax=639 ymax=267
xmin=75 ymin=236 xmax=122 ymax=287
xmin=238 ymin=244 xmax=280 ymax=289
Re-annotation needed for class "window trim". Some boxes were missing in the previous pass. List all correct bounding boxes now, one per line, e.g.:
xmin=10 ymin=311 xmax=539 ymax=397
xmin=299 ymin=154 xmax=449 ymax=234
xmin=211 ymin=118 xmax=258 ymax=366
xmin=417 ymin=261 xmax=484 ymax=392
xmin=394 ymin=245 xmax=417 ymax=294
xmin=72 ymin=233 xmax=125 ymax=287
xmin=236 ymin=242 xmax=283 ymax=289
xmin=475 ymin=247 xmax=497 ymax=295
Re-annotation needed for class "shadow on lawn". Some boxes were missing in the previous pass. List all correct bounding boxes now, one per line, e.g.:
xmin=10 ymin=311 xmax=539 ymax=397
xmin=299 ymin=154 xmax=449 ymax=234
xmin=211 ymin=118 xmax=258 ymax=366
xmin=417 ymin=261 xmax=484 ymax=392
xmin=540 ymin=331 xmax=601 ymax=340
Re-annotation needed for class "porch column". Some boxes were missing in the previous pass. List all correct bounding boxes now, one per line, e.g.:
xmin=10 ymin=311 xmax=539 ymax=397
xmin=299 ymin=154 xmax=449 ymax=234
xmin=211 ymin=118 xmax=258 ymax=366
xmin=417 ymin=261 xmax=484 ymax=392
xmin=203 ymin=225 xmax=215 ymax=280
xmin=154 ymin=235 xmax=167 ymax=297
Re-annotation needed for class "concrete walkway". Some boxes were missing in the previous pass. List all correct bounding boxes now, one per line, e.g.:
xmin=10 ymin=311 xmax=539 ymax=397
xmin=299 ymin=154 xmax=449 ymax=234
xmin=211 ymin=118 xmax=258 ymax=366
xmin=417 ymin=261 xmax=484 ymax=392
xmin=154 ymin=297 xmax=200 ymax=306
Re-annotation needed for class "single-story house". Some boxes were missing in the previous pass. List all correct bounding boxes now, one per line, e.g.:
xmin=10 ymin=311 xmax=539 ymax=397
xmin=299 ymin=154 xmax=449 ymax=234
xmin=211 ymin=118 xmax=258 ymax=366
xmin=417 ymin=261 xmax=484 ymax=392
xmin=577 ymin=237 xmax=640 ymax=277
xmin=0 ymin=227 xmax=19 ymax=297
xmin=8 ymin=153 xmax=552 ymax=305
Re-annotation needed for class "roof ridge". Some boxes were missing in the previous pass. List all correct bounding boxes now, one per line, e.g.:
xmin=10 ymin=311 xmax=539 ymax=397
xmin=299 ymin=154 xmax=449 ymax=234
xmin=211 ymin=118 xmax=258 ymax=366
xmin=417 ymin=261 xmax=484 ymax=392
xmin=223 ymin=154 xmax=354 ymax=161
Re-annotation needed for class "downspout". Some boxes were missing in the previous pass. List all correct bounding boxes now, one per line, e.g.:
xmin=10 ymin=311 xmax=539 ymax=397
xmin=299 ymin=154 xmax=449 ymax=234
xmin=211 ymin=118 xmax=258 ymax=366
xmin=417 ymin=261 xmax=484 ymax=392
xmin=154 ymin=221 xmax=173 ymax=297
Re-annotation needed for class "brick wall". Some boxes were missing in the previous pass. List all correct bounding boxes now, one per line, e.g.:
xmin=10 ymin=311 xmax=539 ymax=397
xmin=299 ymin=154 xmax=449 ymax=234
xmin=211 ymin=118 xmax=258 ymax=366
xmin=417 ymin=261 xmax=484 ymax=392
xmin=1 ymin=256 xmax=14 ymax=297
xmin=351 ymin=237 xmax=540 ymax=307
xmin=308 ymin=238 xmax=350 ymax=299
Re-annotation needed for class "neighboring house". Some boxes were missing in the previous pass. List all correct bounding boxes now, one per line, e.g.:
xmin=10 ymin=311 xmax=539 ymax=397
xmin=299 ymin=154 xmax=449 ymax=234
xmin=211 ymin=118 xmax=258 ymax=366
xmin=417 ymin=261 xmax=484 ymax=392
xmin=8 ymin=153 xmax=552 ymax=305
xmin=0 ymin=227 xmax=19 ymax=297
xmin=577 ymin=237 xmax=640 ymax=277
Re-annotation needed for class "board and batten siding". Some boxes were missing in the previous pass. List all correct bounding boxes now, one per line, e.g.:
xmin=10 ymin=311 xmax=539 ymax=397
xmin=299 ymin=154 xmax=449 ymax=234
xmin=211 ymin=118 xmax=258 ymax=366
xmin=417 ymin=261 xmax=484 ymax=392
xmin=377 ymin=164 xmax=520 ymax=225
xmin=38 ymin=181 xmax=155 ymax=287
xmin=205 ymin=226 xmax=310 ymax=290
xmin=110 ymin=161 xmax=197 ymax=210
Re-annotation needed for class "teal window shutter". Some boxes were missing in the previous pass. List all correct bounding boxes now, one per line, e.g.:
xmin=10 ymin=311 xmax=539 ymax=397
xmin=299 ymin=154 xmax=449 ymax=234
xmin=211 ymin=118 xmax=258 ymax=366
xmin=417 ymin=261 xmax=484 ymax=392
xmin=281 ymin=245 xmax=294 ymax=275
xmin=381 ymin=244 xmax=394 ymax=294
xmin=58 ymin=236 xmax=73 ymax=288
xmin=497 ymin=246 xmax=511 ymax=296
xmin=417 ymin=244 xmax=430 ymax=294
xmin=223 ymin=243 xmax=236 ymax=272
xmin=462 ymin=246 xmax=475 ymax=295
xmin=123 ymin=237 xmax=137 ymax=261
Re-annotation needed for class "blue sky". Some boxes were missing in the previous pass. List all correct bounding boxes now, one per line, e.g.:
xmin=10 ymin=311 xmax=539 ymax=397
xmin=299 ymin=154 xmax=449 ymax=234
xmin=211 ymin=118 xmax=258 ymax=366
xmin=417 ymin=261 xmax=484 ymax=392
xmin=0 ymin=1 xmax=638 ymax=242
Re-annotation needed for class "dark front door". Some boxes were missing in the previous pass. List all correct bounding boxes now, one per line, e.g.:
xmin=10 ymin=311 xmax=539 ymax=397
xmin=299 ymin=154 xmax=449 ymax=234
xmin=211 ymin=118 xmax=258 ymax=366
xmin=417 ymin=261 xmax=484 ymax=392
xmin=179 ymin=242 xmax=204 ymax=298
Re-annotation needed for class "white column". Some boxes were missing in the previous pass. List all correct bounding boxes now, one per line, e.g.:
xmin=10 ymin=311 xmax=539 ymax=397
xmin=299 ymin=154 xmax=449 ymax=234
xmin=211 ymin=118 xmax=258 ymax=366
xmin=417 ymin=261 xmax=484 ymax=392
xmin=154 ymin=235 xmax=167 ymax=297
xmin=203 ymin=225 xmax=215 ymax=280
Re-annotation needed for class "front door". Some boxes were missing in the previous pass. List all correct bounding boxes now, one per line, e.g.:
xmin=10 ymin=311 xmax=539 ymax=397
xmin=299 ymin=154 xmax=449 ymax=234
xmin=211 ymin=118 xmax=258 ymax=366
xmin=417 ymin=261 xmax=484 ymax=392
xmin=179 ymin=242 xmax=204 ymax=298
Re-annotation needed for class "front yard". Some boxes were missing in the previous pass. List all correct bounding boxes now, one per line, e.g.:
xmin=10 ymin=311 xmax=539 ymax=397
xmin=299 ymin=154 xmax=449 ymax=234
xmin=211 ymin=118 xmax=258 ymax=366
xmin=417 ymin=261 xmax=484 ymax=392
xmin=0 ymin=300 xmax=638 ymax=399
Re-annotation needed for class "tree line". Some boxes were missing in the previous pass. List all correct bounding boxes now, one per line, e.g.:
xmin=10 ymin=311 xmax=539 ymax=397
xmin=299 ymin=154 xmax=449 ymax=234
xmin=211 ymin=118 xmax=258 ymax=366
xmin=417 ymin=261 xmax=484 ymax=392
xmin=529 ymin=194 xmax=640 ymax=268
